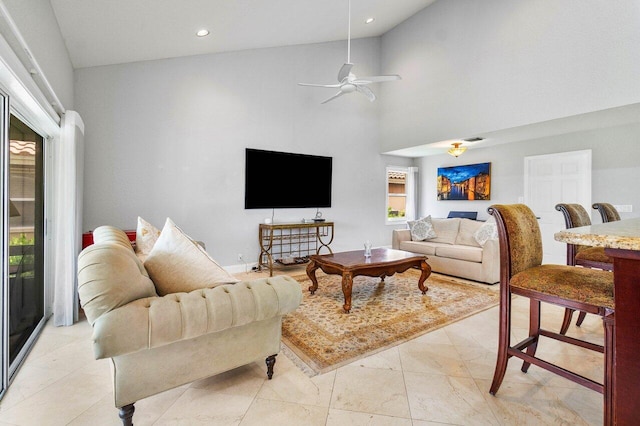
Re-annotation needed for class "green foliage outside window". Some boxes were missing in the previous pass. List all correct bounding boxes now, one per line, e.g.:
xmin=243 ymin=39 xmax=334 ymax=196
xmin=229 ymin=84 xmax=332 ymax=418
xmin=9 ymin=233 xmax=35 ymax=266
xmin=387 ymin=207 xmax=406 ymax=219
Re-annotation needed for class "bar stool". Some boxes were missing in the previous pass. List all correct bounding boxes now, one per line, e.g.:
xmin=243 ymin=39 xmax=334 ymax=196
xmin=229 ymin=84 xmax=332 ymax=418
xmin=555 ymin=204 xmax=613 ymax=334
xmin=488 ymin=204 xmax=614 ymax=417
xmin=593 ymin=203 xmax=620 ymax=223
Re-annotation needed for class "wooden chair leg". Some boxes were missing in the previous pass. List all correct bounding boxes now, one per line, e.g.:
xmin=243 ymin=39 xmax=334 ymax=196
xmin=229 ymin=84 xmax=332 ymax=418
xmin=522 ymin=299 xmax=541 ymax=373
xmin=576 ymin=311 xmax=587 ymax=327
xmin=603 ymin=312 xmax=615 ymax=426
xmin=265 ymin=354 xmax=277 ymax=379
xmin=118 ymin=403 xmax=135 ymax=426
xmin=490 ymin=292 xmax=511 ymax=395
xmin=560 ymin=308 xmax=575 ymax=335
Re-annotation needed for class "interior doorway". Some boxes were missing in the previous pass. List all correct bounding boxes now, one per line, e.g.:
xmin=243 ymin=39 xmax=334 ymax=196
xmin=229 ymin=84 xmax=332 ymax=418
xmin=524 ymin=150 xmax=592 ymax=265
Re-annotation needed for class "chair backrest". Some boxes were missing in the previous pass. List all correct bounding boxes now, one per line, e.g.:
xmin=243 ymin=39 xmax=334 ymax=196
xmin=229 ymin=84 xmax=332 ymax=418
xmin=555 ymin=204 xmax=591 ymax=266
xmin=592 ymin=203 xmax=620 ymax=223
xmin=488 ymin=204 xmax=543 ymax=280
xmin=447 ymin=211 xmax=478 ymax=220
xmin=555 ymin=204 xmax=591 ymax=228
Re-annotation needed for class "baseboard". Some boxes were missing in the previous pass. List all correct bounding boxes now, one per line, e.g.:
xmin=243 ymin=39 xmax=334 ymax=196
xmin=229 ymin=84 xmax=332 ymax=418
xmin=225 ymin=262 xmax=258 ymax=275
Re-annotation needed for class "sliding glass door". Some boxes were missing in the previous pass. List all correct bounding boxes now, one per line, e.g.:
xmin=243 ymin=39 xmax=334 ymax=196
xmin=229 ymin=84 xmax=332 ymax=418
xmin=1 ymin=105 xmax=46 ymax=396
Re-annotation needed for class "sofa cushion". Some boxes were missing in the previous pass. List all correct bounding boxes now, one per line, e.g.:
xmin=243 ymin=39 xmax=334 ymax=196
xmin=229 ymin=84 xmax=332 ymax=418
xmin=455 ymin=219 xmax=484 ymax=247
xmin=135 ymin=216 xmax=161 ymax=260
xmin=435 ymin=245 xmax=483 ymax=263
xmin=144 ymin=218 xmax=239 ymax=296
xmin=429 ymin=218 xmax=460 ymax=244
xmin=93 ymin=226 xmax=135 ymax=252
xmin=399 ymin=240 xmax=437 ymax=256
xmin=407 ymin=215 xmax=437 ymax=241
xmin=78 ymin=243 xmax=158 ymax=325
xmin=474 ymin=216 xmax=499 ymax=246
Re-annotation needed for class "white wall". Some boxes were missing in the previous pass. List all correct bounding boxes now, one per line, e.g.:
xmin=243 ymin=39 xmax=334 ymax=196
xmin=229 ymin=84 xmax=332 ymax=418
xmin=379 ymin=0 xmax=640 ymax=152
xmin=75 ymin=38 xmax=413 ymax=266
xmin=2 ymin=0 xmax=74 ymax=109
xmin=417 ymin=124 xmax=640 ymax=222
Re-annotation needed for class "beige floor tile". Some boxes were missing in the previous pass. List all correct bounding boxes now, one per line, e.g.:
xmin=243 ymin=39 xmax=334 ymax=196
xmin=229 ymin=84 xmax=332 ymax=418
xmin=326 ymin=408 xmax=412 ymax=425
xmin=240 ymin=398 xmax=328 ymax=426
xmin=404 ymin=371 xmax=499 ymax=425
xmin=478 ymin=379 xmax=598 ymax=425
xmin=331 ymin=365 xmax=410 ymax=418
xmin=409 ymin=327 xmax=454 ymax=346
xmin=346 ymin=346 xmax=402 ymax=371
xmin=399 ymin=341 xmax=471 ymax=378
xmin=154 ymin=388 xmax=254 ymax=425
xmin=26 ymin=338 xmax=97 ymax=373
xmin=257 ymin=364 xmax=335 ymax=407
xmin=0 ymin=373 xmax=111 ymax=426
xmin=0 ymin=365 xmax=70 ymax=412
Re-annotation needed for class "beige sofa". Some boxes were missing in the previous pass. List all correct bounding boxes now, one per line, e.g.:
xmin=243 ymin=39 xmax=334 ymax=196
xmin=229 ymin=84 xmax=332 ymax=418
xmin=392 ymin=218 xmax=499 ymax=284
xmin=77 ymin=226 xmax=302 ymax=425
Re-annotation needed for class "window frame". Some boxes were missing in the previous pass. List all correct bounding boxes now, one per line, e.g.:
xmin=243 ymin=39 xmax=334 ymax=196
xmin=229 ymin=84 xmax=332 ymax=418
xmin=385 ymin=166 xmax=409 ymax=225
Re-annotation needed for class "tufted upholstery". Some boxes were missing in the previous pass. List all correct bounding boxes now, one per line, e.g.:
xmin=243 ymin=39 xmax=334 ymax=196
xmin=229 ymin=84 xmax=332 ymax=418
xmin=593 ymin=203 xmax=621 ymax=223
xmin=90 ymin=277 xmax=301 ymax=359
xmin=78 ymin=225 xmax=302 ymax=420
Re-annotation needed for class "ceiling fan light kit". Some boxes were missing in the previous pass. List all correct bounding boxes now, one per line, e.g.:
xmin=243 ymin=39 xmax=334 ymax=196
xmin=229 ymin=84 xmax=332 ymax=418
xmin=298 ymin=0 xmax=401 ymax=104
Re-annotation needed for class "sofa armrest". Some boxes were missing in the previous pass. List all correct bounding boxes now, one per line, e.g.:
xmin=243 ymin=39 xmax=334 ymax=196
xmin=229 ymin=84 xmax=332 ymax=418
xmin=392 ymin=229 xmax=411 ymax=249
xmin=480 ymin=239 xmax=500 ymax=284
xmin=91 ymin=276 xmax=302 ymax=359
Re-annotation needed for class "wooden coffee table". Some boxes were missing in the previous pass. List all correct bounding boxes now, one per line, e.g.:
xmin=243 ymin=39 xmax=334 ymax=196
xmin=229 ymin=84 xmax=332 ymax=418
xmin=306 ymin=248 xmax=431 ymax=313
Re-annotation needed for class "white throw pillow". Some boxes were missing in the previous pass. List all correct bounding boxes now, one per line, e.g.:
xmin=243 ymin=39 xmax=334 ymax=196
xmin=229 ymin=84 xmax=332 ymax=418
xmin=407 ymin=216 xmax=437 ymax=241
xmin=135 ymin=216 xmax=161 ymax=259
xmin=429 ymin=218 xmax=460 ymax=245
xmin=474 ymin=216 xmax=499 ymax=246
xmin=144 ymin=218 xmax=239 ymax=296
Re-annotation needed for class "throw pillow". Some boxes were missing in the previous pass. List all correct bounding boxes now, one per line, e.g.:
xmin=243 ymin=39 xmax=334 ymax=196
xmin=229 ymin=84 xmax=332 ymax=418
xmin=144 ymin=218 xmax=239 ymax=296
xmin=474 ymin=216 xmax=499 ymax=246
xmin=407 ymin=216 xmax=437 ymax=241
xmin=135 ymin=216 xmax=161 ymax=259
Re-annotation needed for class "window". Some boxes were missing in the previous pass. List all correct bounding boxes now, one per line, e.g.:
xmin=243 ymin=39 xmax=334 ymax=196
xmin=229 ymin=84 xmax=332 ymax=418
xmin=386 ymin=167 xmax=408 ymax=223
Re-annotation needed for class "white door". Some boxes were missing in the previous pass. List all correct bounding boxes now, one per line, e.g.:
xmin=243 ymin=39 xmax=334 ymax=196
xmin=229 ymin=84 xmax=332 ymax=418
xmin=524 ymin=150 xmax=592 ymax=265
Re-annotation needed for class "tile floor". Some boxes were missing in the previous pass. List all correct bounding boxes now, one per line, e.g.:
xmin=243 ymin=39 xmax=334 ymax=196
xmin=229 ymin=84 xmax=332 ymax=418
xmin=0 ymin=270 xmax=604 ymax=425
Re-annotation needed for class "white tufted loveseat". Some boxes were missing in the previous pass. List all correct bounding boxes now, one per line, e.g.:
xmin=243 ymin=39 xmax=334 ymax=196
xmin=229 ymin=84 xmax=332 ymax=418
xmin=77 ymin=226 xmax=302 ymax=425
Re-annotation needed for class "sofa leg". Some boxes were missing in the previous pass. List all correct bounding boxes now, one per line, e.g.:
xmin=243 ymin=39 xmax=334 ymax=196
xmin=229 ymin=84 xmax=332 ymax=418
xmin=266 ymin=354 xmax=277 ymax=379
xmin=118 ymin=403 xmax=135 ymax=426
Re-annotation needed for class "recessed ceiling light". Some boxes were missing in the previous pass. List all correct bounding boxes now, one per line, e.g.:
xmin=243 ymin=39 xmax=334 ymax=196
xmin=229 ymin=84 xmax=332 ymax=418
xmin=196 ymin=29 xmax=210 ymax=37
xmin=365 ymin=17 xmax=375 ymax=24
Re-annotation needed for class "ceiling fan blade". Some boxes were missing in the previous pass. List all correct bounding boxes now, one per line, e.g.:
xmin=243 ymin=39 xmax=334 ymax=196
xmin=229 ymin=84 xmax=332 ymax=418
xmin=356 ymin=85 xmax=376 ymax=102
xmin=298 ymin=83 xmax=342 ymax=88
xmin=352 ymin=75 xmax=402 ymax=85
xmin=337 ymin=63 xmax=353 ymax=82
xmin=320 ymin=91 xmax=345 ymax=104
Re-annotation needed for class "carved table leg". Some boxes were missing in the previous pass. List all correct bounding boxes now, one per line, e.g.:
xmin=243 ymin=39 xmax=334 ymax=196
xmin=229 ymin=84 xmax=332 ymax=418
xmin=342 ymin=272 xmax=353 ymax=313
xmin=118 ymin=403 xmax=135 ymax=426
xmin=306 ymin=260 xmax=319 ymax=294
xmin=380 ymin=275 xmax=386 ymax=283
xmin=418 ymin=260 xmax=432 ymax=294
xmin=265 ymin=354 xmax=277 ymax=380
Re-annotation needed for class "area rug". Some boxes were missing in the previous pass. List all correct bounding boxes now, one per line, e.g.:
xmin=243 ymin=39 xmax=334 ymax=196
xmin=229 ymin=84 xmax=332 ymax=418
xmin=281 ymin=269 xmax=499 ymax=376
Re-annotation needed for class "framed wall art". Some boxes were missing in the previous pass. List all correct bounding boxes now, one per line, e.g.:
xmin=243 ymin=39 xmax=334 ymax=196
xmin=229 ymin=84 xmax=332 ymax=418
xmin=437 ymin=162 xmax=491 ymax=201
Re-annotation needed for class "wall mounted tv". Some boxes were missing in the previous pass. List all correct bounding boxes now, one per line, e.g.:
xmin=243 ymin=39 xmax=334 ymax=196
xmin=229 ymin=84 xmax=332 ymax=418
xmin=244 ymin=148 xmax=333 ymax=209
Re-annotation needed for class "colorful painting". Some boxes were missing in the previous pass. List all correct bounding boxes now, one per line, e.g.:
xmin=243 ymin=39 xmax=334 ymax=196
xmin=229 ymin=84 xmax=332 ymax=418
xmin=437 ymin=162 xmax=491 ymax=201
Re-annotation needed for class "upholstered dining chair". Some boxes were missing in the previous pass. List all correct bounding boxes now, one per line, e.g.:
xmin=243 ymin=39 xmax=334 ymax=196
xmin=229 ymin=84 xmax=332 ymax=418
xmin=593 ymin=203 xmax=621 ymax=223
xmin=488 ymin=204 xmax=615 ymax=419
xmin=555 ymin=204 xmax=613 ymax=334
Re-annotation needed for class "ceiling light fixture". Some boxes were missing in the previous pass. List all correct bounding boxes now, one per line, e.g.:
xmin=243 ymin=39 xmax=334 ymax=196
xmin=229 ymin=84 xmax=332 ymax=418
xmin=448 ymin=142 xmax=467 ymax=157
xmin=365 ymin=17 xmax=375 ymax=24
xmin=196 ymin=29 xmax=210 ymax=37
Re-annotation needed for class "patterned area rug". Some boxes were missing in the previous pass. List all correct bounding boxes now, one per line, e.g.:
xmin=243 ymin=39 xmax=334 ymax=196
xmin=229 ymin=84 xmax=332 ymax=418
xmin=281 ymin=269 xmax=499 ymax=376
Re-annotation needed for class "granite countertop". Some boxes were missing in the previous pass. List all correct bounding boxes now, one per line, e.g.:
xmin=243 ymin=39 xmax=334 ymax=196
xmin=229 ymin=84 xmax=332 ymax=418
xmin=554 ymin=217 xmax=640 ymax=250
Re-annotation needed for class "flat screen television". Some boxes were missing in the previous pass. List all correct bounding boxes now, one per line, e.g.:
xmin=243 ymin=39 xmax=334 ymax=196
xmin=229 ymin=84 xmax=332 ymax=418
xmin=245 ymin=148 xmax=332 ymax=209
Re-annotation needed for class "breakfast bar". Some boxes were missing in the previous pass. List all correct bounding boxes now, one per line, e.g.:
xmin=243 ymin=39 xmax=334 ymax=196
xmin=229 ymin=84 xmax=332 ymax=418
xmin=555 ymin=217 xmax=640 ymax=425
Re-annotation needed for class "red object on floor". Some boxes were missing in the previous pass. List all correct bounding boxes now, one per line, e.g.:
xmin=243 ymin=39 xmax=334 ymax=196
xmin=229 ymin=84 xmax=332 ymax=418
xmin=82 ymin=230 xmax=136 ymax=248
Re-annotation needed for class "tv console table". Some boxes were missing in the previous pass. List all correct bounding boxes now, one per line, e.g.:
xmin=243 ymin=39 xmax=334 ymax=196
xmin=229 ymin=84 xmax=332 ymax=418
xmin=258 ymin=222 xmax=334 ymax=276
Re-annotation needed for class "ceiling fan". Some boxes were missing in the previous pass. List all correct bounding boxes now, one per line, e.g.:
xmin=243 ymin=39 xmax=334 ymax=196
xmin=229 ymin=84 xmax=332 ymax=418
xmin=298 ymin=0 xmax=401 ymax=104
